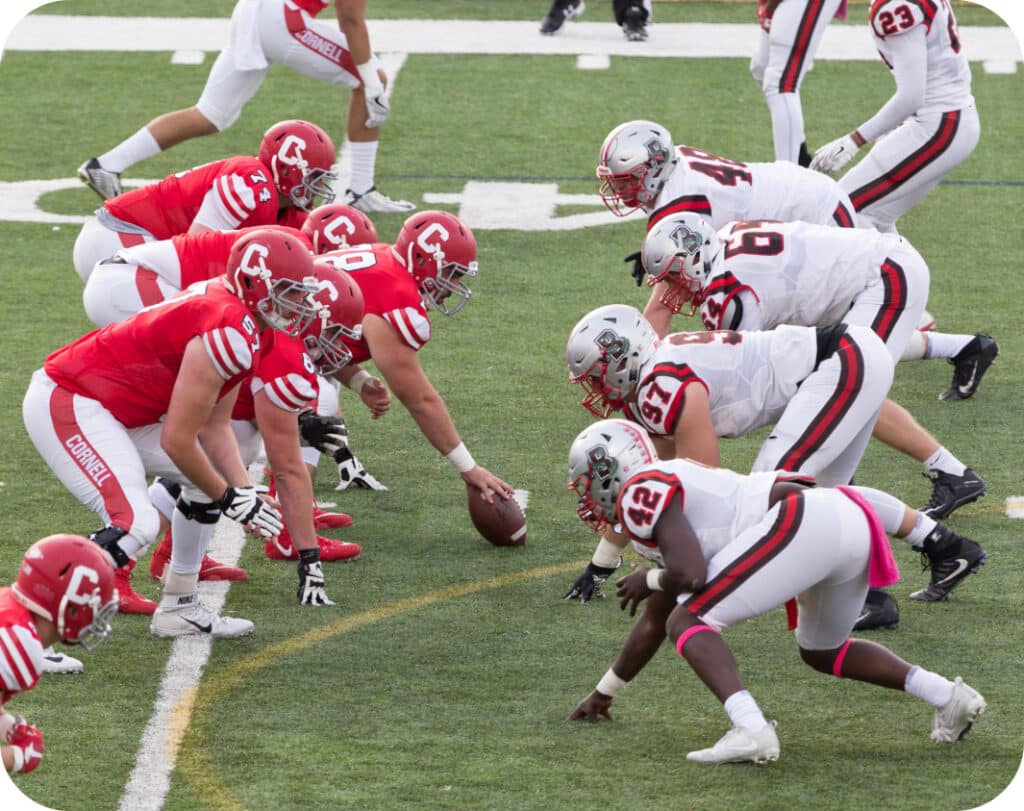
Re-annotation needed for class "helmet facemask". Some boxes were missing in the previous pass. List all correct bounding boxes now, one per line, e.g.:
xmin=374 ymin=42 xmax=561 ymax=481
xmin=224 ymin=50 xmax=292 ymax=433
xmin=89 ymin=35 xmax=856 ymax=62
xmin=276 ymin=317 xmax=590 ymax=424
xmin=255 ymin=274 xmax=320 ymax=336
xmin=409 ymin=244 xmax=478 ymax=317
xmin=305 ymin=315 xmax=359 ymax=375
xmin=74 ymin=597 xmax=119 ymax=651
xmin=286 ymin=165 xmax=337 ymax=211
xmin=643 ymin=216 xmax=717 ymax=316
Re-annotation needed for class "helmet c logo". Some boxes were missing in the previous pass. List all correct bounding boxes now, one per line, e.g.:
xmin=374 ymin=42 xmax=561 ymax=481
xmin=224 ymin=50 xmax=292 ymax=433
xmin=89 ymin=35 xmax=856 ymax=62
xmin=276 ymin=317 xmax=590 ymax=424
xmin=239 ymin=242 xmax=270 ymax=276
xmin=317 ymin=279 xmax=340 ymax=302
xmin=416 ymin=222 xmax=450 ymax=256
xmin=65 ymin=565 xmax=100 ymax=607
xmin=323 ymin=216 xmax=355 ymax=245
xmin=277 ymin=135 xmax=308 ymax=167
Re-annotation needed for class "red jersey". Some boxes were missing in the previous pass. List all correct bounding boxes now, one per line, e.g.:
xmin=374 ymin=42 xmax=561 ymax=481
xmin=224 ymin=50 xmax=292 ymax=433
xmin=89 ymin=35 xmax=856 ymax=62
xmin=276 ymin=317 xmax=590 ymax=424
xmin=318 ymin=244 xmax=431 ymax=365
xmin=45 ymin=279 xmax=261 ymax=428
xmin=171 ymin=226 xmax=313 ymax=290
xmin=0 ymin=588 xmax=43 ymax=705
xmin=103 ymin=156 xmax=281 ymax=239
xmin=294 ymin=0 xmax=330 ymax=15
xmin=233 ymin=330 xmax=318 ymax=422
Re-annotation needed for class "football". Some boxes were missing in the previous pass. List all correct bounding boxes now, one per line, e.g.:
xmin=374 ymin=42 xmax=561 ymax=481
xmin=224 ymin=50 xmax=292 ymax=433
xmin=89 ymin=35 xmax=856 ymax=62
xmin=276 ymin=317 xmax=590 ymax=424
xmin=467 ymin=486 xmax=527 ymax=547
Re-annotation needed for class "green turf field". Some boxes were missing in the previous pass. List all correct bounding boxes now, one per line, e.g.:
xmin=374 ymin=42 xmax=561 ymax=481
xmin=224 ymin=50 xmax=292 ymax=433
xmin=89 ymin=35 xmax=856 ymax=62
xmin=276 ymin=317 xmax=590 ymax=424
xmin=0 ymin=3 xmax=1022 ymax=810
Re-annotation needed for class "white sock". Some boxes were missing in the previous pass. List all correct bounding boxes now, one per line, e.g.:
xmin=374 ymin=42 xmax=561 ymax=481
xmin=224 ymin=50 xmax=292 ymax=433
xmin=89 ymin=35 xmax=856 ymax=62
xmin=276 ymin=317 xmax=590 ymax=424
xmin=923 ymin=447 xmax=967 ymax=477
xmin=723 ymin=690 xmax=769 ymax=733
xmin=905 ymin=512 xmax=938 ymax=546
xmin=765 ymin=92 xmax=804 ymax=163
xmin=904 ymin=665 xmax=954 ymax=708
xmin=924 ymin=332 xmax=975 ymax=360
xmin=348 ymin=140 xmax=379 ymax=195
xmin=169 ymin=508 xmax=216 ymax=574
xmin=899 ymin=330 xmax=928 ymax=361
xmin=99 ymin=127 xmax=162 ymax=173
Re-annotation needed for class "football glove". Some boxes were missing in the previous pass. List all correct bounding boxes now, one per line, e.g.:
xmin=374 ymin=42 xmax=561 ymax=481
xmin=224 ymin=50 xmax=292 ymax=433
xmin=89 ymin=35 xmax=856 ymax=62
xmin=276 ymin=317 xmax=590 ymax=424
xmin=563 ymin=560 xmax=621 ymax=603
xmin=624 ymin=251 xmax=645 ymax=287
xmin=8 ymin=722 xmax=44 ymax=774
xmin=298 ymin=410 xmax=348 ymax=455
xmin=810 ymin=134 xmax=860 ymax=174
xmin=219 ymin=486 xmax=283 ymax=538
xmin=334 ymin=447 xmax=388 ymax=491
xmin=298 ymin=560 xmax=335 ymax=606
xmin=365 ymin=92 xmax=390 ymax=128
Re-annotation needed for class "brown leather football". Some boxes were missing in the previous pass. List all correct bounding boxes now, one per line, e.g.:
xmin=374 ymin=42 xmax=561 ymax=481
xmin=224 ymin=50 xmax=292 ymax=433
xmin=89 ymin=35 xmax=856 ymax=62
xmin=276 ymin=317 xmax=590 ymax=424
xmin=467 ymin=486 xmax=527 ymax=547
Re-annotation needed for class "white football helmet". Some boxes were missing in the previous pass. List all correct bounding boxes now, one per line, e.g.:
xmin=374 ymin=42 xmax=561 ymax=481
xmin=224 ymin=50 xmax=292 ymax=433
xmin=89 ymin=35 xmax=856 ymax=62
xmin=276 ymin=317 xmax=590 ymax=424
xmin=641 ymin=212 xmax=722 ymax=316
xmin=566 ymin=304 xmax=658 ymax=418
xmin=568 ymin=419 xmax=658 ymax=532
xmin=597 ymin=120 xmax=678 ymax=216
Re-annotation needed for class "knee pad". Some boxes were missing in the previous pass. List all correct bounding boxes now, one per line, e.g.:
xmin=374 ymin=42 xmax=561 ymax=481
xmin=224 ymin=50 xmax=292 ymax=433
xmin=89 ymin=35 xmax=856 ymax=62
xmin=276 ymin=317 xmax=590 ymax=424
xmin=175 ymin=495 xmax=222 ymax=525
xmin=89 ymin=525 xmax=130 ymax=568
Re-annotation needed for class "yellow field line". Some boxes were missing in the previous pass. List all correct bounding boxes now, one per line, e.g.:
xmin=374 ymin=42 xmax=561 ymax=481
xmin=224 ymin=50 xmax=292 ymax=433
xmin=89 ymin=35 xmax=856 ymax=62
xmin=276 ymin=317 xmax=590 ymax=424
xmin=173 ymin=561 xmax=582 ymax=810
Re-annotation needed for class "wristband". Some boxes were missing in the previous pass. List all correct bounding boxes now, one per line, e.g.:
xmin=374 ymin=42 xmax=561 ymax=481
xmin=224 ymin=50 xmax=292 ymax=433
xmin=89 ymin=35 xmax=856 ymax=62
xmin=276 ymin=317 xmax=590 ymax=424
xmin=595 ymin=668 xmax=628 ymax=698
xmin=646 ymin=568 xmax=664 ymax=592
xmin=347 ymin=368 xmax=372 ymax=395
xmin=445 ymin=442 xmax=476 ymax=474
xmin=10 ymin=745 xmax=24 ymax=773
xmin=356 ymin=61 xmax=383 ymax=93
xmin=592 ymin=537 xmax=624 ymax=569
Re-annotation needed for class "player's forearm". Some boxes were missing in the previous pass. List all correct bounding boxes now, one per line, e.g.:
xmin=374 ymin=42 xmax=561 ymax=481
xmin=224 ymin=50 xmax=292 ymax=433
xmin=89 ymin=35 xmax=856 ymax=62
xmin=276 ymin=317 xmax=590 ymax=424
xmin=859 ymin=29 xmax=928 ymax=143
xmin=400 ymin=388 xmax=461 ymax=455
xmin=197 ymin=423 xmax=251 ymax=489
xmin=271 ymin=463 xmax=317 ymax=552
xmin=2 ymin=744 xmax=14 ymax=773
xmin=335 ymin=1 xmax=372 ymax=65
xmin=161 ymin=433 xmax=227 ymax=501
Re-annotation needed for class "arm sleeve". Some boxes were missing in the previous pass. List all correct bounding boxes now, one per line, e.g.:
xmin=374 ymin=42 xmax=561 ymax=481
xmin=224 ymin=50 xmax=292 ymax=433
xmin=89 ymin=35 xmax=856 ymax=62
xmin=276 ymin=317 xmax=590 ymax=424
xmin=858 ymin=26 xmax=928 ymax=143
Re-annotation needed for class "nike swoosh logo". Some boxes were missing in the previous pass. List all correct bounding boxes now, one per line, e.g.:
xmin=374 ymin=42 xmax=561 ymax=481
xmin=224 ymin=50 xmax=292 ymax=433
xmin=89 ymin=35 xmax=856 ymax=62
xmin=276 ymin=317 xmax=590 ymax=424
xmin=957 ymin=364 xmax=979 ymax=395
xmin=936 ymin=558 xmax=969 ymax=586
xmin=855 ymin=609 xmax=870 ymax=624
xmin=184 ymin=618 xmax=213 ymax=634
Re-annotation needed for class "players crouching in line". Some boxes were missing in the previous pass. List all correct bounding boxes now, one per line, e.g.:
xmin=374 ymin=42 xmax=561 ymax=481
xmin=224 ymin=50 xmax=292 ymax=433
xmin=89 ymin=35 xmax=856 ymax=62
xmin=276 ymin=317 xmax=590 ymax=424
xmin=315 ymin=210 xmax=515 ymax=504
xmin=639 ymin=213 xmax=995 ymax=520
xmin=562 ymin=306 xmax=987 ymax=623
xmin=565 ymin=420 xmax=986 ymax=763
xmin=2 ymin=535 xmax=118 ymax=775
xmin=22 ymin=229 xmax=315 ymax=639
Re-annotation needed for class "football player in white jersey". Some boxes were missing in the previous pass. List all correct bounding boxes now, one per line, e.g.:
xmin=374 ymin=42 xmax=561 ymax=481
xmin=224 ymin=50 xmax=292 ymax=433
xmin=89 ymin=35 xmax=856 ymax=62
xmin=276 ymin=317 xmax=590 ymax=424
xmin=750 ymin=1 xmax=847 ymax=164
xmin=810 ymin=0 xmax=978 ymax=233
xmin=564 ymin=420 xmax=987 ymax=764
xmin=563 ymin=305 xmax=986 ymax=613
xmin=639 ymin=213 xmax=996 ymax=521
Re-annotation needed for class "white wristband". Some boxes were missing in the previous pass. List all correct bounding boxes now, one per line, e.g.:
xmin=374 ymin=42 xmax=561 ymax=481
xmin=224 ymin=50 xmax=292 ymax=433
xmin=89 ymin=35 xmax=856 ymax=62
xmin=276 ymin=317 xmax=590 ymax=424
xmin=646 ymin=568 xmax=664 ymax=592
xmin=445 ymin=442 xmax=476 ymax=474
xmin=356 ymin=61 xmax=383 ymax=93
xmin=10 ymin=744 xmax=24 ymax=773
xmin=347 ymin=369 xmax=372 ymax=395
xmin=592 ymin=537 xmax=624 ymax=569
xmin=595 ymin=668 xmax=628 ymax=698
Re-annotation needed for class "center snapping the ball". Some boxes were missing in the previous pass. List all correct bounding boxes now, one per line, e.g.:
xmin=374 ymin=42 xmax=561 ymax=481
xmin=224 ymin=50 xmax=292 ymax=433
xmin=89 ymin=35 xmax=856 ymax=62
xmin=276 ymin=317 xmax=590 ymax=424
xmin=467 ymin=485 xmax=527 ymax=546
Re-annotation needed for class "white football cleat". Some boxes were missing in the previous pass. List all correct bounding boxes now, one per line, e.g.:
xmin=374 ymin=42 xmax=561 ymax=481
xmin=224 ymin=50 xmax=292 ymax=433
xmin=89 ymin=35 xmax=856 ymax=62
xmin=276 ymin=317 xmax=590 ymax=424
xmin=150 ymin=594 xmax=254 ymax=638
xmin=686 ymin=722 xmax=780 ymax=764
xmin=78 ymin=157 xmax=123 ymax=200
xmin=41 ymin=646 xmax=84 ymax=675
xmin=931 ymin=677 xmax=986 ymax=742
xmin=344 ymin=186 xmax=415 ymax=214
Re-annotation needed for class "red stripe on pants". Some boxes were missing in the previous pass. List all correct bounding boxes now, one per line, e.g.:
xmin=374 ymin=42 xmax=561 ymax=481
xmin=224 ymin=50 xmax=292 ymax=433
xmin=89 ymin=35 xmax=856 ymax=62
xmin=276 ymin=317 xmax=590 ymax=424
xmin=780 ymin=0 xmax=827 ymax=93
xmin=134 ymin=268 xmax=165 ymax=307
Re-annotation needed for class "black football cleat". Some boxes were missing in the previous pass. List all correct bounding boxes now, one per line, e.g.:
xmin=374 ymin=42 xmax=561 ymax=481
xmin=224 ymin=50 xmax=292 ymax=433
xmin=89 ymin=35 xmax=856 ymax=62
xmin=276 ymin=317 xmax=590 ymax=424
xmin=910 ymin=524 xmax=987 ymax=602
xmin=622 ymin=5 xmax=649 ymax=41
xmin=919 ymin=467 xmax=986 ymax=520
xmin=853 ymin=588 xmax=900 ymax=631
xmin=939 ymin=334 xmax=998 ymax=401
xmin=540 ymin=0 xmax=585 ymax=35
xmin=78 ymin=157 xmax=123 ymax=200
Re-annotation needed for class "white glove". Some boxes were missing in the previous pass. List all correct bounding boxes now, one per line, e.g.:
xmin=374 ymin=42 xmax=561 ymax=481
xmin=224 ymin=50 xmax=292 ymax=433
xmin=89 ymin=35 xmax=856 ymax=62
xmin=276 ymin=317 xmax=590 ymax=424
xmin=219 ymin=486 xmax=283 ymax=538
xmin=810 ymin=134 xmax=860 ymax=174
xmin=334 ymin=447 xmax=388 ymax=491
xmin=364 ymin=90 xmax=390 ymax=128
xmin=298 ymin=560 xmax=336 ymax=606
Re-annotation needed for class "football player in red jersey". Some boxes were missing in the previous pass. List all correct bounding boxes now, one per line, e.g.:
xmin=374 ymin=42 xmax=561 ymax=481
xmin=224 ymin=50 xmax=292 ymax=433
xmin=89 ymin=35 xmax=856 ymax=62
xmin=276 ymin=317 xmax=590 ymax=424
xmin=316 ymin=210 xmax=515 ymax=503
xmin=78 ymin=1 xmax=412 ymax=214
xmin=73 ymin=119 xmax=335 ymax=283
xmin=564 ymin=420 xmax=986 ymax=763
xmin=2 ymin=535 xmax=118 ymax=775
xmin=23 ymin=229 xmax=318 ymax=638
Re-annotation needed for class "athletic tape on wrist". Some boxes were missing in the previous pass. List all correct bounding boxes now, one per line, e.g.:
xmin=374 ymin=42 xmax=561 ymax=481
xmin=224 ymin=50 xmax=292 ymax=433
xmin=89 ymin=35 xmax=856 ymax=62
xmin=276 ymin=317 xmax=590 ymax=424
xmin=592 ymin=537 xmax=623 ymax=569
xmin=595 ymin=668 xmax=628 ymax=698
xmin=646 ymin=568 xmax=664 ymax=592
xmin=674 ymin=624 xmax=719 ymax=657
xmin=347 ymin=369 xmax=371 ymax=395
xmin=445 ymin=442 xmax=475 ymax=474
xmin=356 ymin=61 xmax=383 ymax=93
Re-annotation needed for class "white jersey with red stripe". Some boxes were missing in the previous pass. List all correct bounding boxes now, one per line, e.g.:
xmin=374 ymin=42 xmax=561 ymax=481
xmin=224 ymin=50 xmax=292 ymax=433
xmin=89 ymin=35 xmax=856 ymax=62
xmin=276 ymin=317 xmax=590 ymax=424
xmin=232 ymin=329 xmax=318 ymax=421
xmin=44 ymin=279 xmax=261 ymax=428
xmin=624 ymin=326 xmax=817 ymax=440
xmin=0 ymin=589 xmax=44 ymax=705
xmin=699 ymin=220 xmax=902 ymax=331
xmin=647 ymin=145 xmax=853 ymax=230
xmin=317 ymin=243 xmax=431 ymax=364
xmin=616 ymin=460 xmax=785 ymax=566
xmin=103 ymin=156 xmax=281 ymax=239
xmin=868 ymin=0 xmax=972 ymax=114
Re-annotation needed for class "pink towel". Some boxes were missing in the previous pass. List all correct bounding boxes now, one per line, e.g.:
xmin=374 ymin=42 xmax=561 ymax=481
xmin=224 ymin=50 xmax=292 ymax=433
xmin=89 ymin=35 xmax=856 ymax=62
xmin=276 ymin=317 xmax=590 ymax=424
xmin=836 ymin=486 xmax=900 ymax=587
xmin=835 ymin=0 xmax=849 ymax=22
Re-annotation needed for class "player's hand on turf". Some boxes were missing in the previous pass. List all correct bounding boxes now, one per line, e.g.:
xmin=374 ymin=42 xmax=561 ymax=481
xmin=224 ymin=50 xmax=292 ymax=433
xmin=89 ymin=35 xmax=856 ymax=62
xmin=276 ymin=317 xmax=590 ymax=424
xmin=298 ymin=560 xmax=335 ymax=606
xmin=298 ymin=410 xmax=348 ymax=455
xmin=462 ymin=466 xmax=515 ymax=504
xmin=616 ymin=564 xmax=652 ymax=617
xmin=624 ymin=251 xmax=646 ymax=287
xmin=220 ymin=486 xmax=283 ymax=538
xmin=8 ymin=721 xmax=44 ymax=774
xmin=563 ymin=561 xmax=620 ymax=603
xmin=567 ymin=690 xmax=614 ymax=722
xmin=810 ymin=134 xmax=860 ymax=174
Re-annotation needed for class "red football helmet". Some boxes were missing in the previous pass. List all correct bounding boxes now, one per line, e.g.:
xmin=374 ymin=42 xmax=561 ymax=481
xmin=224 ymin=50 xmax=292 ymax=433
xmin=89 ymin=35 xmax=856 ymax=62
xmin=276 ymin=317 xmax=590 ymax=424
xmin=12 ymin=534 xmax=118 ymax=650
xmin=392 ymin=210 xmax=478 ymax=316
xmin=302 ymin=204 xmax=378 ymax=255
xmin=258 ymin=120 xmax=337 ymax=211
xmin=304 ymin=261 xmax=365 ymax=374
xmin=226 ymin=228 xmax=319 ymax=336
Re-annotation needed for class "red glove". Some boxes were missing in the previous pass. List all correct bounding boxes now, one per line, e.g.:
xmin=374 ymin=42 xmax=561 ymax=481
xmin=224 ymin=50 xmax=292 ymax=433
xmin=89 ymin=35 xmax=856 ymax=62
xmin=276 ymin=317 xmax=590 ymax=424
xmin=8 ymin=722 xmax=44 ymax=774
